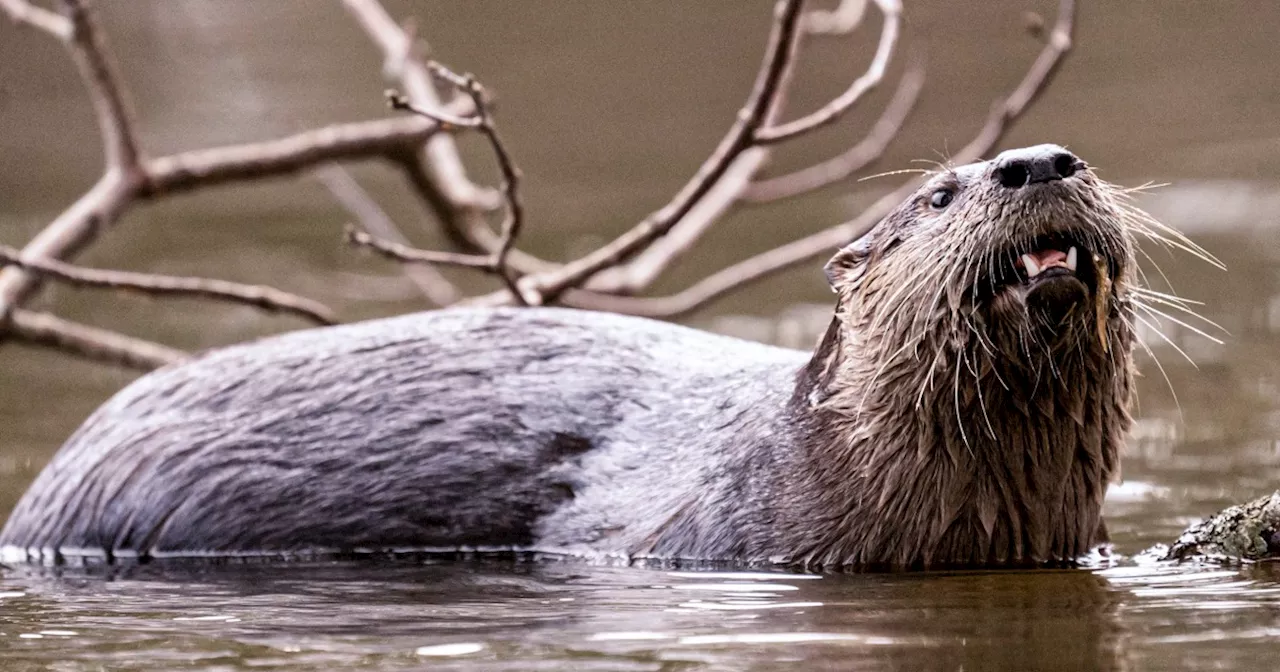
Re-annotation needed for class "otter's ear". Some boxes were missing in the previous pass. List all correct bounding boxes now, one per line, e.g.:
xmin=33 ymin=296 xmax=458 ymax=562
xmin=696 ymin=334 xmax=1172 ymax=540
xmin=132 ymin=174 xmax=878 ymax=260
xmin=823 ymin=235 xmax=874 ymax=292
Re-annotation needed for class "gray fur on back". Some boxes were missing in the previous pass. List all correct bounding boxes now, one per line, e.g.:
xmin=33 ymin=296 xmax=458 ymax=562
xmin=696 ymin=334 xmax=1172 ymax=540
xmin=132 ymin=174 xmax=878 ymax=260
xmin=0 ymin=307 xmax=806 ymax=563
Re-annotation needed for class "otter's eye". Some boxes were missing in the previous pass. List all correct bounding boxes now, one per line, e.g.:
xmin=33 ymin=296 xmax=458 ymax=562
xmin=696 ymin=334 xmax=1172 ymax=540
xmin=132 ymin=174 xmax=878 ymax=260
xmin=929 ymin=188 xmax=955 ymax=210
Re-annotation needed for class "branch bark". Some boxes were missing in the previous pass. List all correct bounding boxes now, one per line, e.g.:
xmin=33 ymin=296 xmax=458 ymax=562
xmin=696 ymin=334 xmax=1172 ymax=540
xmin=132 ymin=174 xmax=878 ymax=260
xmin=342 ymin=0 xmax=506 ymax=249
xmin=513 ymin=0 xmax=809 ymax=304
xmin=146 ymin=116 xmax=443 ymax=194
xmin=743 ymin=56 xmax=924 ymax=203
xmin=5 ymin=309 xmax=187 ymax=371
xmin=754 ymin=0 xmax=901 ymax=144
xmin=0 ymin=246 xmax=337 ymax=325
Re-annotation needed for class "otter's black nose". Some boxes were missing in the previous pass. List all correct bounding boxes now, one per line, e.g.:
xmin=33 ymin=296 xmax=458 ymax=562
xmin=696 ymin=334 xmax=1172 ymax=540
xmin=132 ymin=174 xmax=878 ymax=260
xmin=993 ymin=145 xmax=1080 ymax=188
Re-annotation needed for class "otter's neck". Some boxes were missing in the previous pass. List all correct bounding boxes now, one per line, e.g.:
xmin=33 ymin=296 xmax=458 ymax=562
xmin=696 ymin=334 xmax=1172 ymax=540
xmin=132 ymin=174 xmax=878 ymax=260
xmin=777 ymin=313 xmax=1132 ymax=569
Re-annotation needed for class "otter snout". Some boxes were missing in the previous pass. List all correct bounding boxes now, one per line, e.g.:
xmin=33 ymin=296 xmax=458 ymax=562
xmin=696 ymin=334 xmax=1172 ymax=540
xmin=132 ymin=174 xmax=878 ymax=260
xmin=993 ymin=144 xmax=1082 ymax=188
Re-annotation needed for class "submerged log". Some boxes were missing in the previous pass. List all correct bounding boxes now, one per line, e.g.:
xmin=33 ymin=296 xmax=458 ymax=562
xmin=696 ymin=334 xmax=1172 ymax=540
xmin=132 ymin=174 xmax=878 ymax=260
xmin=1165 ymin=491 xmax=1280 ymax=562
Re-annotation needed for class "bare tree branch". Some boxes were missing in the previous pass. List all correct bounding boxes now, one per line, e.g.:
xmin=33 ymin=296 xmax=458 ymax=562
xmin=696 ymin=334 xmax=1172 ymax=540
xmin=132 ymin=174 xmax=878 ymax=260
xmin=579 ymin=4 xmax=808 ymax=295
xmin=561 ymin=183 xmax=917 ymax=318
xmin=357 ymin=65 xmax=529 ymax=303
xmin=584 ymin=149 xmax=769 ymax=294
xmin=743 ymin=56 xmax=924 ymax=203
xmin=461 ymin=0 xmax=906 ymax=303
xmin=314 ymin=165 xmax=461 ymax=305
xmin=0 ymin=172 xmax=135 ymax=318
xmin=950 ymin=0 xmax=1076 ymax=164
xmin=1 ymin=0 xmax=1084 ymax=373
xmin=564 ymin=0 xmax=1077 ymax=318
xmin=754 ymin=0 xmax=901 ymax=144
xmin=512 ymin=0 xmax=809 ymax=304
xmin=346 ymin=226 xmax=493 ymax=269
xmin=58 ymin=0 xmax=142 ymax=173
xmin=0 ymin=246 xmax=337 ymax=325
xmin=0 ymin=0 xmax=468 ymax=364
xmin=0 ymin=0 xmax=144 ymax=321
xmin=342 ymin=0 xmax=509 ymax=255
xmin=5 ymin=309 xmax=187 ymax=370
xmin=146 ymin=116 xmax=445 ymax=194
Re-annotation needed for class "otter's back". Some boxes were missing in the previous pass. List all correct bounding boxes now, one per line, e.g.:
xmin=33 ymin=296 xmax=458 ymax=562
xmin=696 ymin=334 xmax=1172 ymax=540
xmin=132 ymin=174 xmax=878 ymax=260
xmin=0 ymin=307 xmax=805 ymax=562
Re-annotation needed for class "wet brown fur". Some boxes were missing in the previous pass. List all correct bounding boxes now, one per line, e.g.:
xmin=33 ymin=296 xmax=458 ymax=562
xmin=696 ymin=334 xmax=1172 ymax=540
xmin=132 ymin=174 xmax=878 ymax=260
xmin=774 ymin=151 xmax=1139 ymax=568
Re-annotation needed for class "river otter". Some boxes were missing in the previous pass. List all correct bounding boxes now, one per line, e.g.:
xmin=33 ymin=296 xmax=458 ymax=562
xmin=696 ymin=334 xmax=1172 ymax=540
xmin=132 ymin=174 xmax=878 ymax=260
xmin=0 ymin=144 xmax=1140 ymax=570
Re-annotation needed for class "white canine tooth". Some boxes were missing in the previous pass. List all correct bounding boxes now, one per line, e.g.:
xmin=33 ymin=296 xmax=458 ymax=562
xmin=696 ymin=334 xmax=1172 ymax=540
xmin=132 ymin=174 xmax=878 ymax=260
xmin=1021 ymin=254 xmax=1041 ymax=278
xmin=1066 ymin=246 xmax=1078 ymax=272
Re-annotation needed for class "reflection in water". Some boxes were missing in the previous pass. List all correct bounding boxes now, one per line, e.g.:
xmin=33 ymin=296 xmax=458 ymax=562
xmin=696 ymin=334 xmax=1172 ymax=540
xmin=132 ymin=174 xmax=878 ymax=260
xmin=0 ymin=562 xmax=1132 ymax=671
xmin=3 ymin=561 xmax=1275 ymax=671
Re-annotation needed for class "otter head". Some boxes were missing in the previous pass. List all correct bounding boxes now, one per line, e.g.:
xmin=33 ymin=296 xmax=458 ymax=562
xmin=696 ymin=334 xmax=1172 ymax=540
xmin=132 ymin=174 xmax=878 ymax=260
xmin=793 ymin=144 xmax=1147 ymax=569
xmin=824 ymin=144 xmax=1134 ymax=359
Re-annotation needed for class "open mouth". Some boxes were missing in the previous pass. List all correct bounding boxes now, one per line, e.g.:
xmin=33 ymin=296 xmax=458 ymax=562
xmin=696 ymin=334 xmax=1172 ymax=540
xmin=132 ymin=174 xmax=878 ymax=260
xmin=977 ymin=230 xmax=1111 ymax=314
xmin=991 ymin=232 xmax=1101 ymax=297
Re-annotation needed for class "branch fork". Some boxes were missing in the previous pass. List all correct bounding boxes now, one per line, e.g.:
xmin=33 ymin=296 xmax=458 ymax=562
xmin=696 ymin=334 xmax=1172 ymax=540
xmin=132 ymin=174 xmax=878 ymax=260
xmin=1 ymin=0 xmax=1080 ymax=370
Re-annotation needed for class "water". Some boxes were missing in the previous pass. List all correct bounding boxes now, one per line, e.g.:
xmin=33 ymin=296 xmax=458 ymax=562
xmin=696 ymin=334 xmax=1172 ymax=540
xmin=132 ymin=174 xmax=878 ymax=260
xmin=2 ymin=561 xmax=1280 ymax=670
xmin=2 ymin=1 xmax=1280 ymax=670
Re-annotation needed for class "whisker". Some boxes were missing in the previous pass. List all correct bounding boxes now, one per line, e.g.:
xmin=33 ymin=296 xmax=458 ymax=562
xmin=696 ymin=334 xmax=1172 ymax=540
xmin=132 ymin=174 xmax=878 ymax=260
xmin=952 ymin=352 xmax=972 ymax=456
xmin=970 ymin=346 xmax=997 ymax=440
xmin=1133 ymin=301 xmax=1225 ymax=345
xmin=1135 ymin=245 xmax=1177 ymax=295
xmin=1131 ymin=315 xmax=1185 ymax=424
xmin=1120 ymin=204 xmax=1226 ymax=270
xmin=1131 ymin=285 xmax=1204 ymax=306
xmin=857 ymin=168 xmax=935 ymax=183
xmin=1131 ymin=289 xmax=1226 ymax=333
xmin=1132 ymin=311 xmax=1198 ymax=369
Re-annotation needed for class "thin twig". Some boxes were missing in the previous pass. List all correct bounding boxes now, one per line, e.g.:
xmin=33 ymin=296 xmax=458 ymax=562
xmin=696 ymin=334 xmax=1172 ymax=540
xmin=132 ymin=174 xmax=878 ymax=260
xmin=0 ymin=246 xmax=336 ymax=325
xmin=424 ymin=66 xmax=525 ymax=274
xmin=314 ymin=165 xmax=461 ymax=305
xmin=743 ymin=56 xmax=924 ymax=202
xmin=385 ymin=89 xmax=481 ymax=129
xmin=950 ymin=0 xmax=1076 ymax=164
xmin=5 ymin=309 xmax=187 ymax=371
xmin=345 ymin=226 xmax=493 ymax=268
xmin=382 ymin=61 xmax=528 ymax=303
xmin=754 ymin=0 xmax=901 ymax=144
xmin=390 ymin=154 xmax=557 ymax=273
xmin=342 ymin=0 xmax=506 ymax=253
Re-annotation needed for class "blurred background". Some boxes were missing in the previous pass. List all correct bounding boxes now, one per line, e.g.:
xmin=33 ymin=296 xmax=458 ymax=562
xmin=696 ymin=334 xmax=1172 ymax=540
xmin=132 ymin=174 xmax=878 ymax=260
xmin=2 ymin=2 xmax=1280 ymax=669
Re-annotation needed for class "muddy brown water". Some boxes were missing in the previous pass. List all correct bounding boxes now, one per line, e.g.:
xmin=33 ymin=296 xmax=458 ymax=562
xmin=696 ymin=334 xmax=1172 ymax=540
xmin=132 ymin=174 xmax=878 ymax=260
xmin=2 ymin=1 xmax=1279 ymax=670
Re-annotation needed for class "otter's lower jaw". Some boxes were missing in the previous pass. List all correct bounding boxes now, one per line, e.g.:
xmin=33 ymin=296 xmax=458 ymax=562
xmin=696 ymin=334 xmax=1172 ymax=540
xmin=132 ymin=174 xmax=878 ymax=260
xmin=1024 ymin=274 xmax=1090 ymax=321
